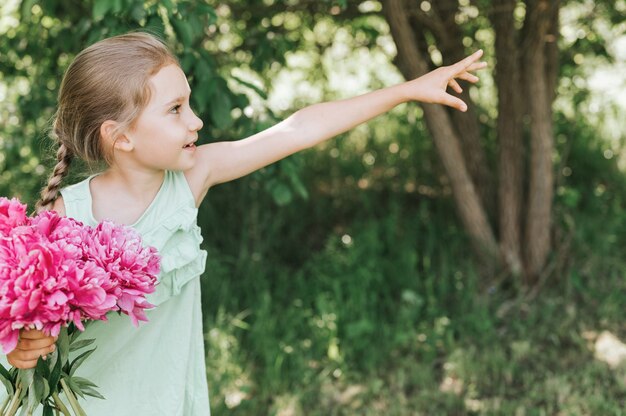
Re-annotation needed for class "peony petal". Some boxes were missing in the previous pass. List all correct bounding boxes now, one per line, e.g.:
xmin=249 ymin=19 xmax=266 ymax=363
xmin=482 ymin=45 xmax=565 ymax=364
xmin=0 ymin=322 xmax=19 ymax=354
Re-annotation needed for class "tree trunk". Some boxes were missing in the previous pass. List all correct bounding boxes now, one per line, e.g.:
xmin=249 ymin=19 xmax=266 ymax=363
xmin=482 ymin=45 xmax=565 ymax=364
xmin=382 ymin=0 xmax=498 ymax=259
xmin=522 ymin=0 xmax=560 ymax=282
xmin=431 ymin=0 xmax=495 ymax=218
xmin=492 ymin=0 xmax=524 ymax=274
xmin=545 ymin=4 xmax=560 ymax=109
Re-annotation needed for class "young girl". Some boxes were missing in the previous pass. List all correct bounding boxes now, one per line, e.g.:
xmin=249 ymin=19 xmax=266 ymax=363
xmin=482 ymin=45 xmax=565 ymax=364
xmin=1 ymin=32 xmax=485 ymax=414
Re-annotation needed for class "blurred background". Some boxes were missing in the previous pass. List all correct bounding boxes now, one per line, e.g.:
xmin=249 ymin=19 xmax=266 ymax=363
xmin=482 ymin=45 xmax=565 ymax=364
xmin=1 ymin=0 xmax=625 ymax=414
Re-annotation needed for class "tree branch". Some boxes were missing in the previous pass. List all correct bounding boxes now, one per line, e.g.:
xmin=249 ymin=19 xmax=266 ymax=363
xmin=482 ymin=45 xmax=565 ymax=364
xmin=382 ymin=0 xmax=498 ymax=261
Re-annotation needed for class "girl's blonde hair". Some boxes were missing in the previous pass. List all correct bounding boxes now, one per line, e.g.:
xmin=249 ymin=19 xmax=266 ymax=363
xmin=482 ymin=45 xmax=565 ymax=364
xmin=36 ymin=32 xmax=179 ymax=211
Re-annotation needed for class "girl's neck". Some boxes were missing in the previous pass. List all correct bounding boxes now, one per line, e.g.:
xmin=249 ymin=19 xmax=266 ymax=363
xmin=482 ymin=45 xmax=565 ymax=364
xmin=90 ymin=168 xmax=166 ymax=225
xmin=100 ymin=167 xmax=164 ymax=198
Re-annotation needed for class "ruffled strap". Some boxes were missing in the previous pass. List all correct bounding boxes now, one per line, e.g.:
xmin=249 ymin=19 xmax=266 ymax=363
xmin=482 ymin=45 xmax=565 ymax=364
xmin=143 ymin=204 xmax=207 ymax=305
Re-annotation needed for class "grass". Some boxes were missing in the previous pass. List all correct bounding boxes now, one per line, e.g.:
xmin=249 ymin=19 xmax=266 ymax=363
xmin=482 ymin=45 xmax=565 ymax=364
xmin=198 ymin=177 xmax=626 ymax=414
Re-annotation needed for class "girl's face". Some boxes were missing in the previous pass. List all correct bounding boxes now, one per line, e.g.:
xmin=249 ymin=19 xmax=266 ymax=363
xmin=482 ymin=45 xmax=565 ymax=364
xmin=123 ymin=63 xmax=203 ymax=172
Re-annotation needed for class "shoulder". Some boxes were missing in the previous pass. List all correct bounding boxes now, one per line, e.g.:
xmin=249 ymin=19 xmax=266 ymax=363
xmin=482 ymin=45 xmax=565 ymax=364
xmin=51 ymin=195 xmax=66 ymax=216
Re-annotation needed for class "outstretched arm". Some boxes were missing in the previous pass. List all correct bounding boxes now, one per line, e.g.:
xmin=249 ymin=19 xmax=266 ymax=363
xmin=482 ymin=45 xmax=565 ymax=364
xmin=186 ymin=50 xmax=486 ymax=202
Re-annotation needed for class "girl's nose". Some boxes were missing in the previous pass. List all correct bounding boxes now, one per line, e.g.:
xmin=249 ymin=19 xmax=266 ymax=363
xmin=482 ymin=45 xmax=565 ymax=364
xmin=189 ymin=112 xmax=203 ymax=132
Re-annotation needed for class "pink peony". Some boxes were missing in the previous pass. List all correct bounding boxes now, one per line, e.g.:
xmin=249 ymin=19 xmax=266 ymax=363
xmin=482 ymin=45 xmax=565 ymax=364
xmin=0 ymin=197 xmax=160 ymax=354
xmin=0 ymin=198 xmax=28 ymax=235
xmin=87 ymin=221 xmax=159 ymax=326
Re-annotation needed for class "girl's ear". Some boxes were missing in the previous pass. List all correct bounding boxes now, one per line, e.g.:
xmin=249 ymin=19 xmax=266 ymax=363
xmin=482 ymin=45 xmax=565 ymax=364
xmin=100 ymin=120 xmax=134 ymax=152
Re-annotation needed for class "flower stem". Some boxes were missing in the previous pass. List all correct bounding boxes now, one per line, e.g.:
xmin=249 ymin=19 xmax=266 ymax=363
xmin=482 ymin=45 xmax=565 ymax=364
xmin=0 ymin=396 xmax=10 ymax=414
xmin=60 ymin=379 xmax=86 ymax=416
xmin=3 ymin=385 xmax=22 ymax=416
xmin=52 ymin=393 xmax=72 ymax=416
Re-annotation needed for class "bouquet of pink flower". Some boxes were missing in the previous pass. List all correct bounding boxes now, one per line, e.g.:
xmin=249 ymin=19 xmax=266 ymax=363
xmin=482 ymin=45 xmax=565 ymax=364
xmin=0 ymin=197 xmax=160 ymax=416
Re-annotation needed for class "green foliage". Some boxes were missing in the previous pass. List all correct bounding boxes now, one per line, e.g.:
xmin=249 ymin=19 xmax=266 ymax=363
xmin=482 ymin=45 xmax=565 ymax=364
xmin=0 ymin=0 xmax=307 ymax=208
xmin=201 ymin=180 xmax=626 ymax=414
xmin=2 ymin=1 xmax=626 ymax=414
xmin=0 ymin=324 xmax=102 ymax=414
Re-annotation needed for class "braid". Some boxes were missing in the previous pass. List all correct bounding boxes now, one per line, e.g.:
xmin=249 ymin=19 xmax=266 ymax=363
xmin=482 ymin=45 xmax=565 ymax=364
xmin=36 ymin=143 xmax=73 ymax=212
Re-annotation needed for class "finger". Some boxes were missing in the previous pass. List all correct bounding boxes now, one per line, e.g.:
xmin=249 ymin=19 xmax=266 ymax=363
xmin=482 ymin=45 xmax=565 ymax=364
xmin=441 ymin=93 xmax=467 ymax=112
xmin=11 ymin=345 xmax=55 ymax=361
xmin=17 ymin=336 xmax=56 ymax=351
xmin=19 ymin=329 xmax=47 ymax=340
xmin=8 ymin=358 xmax=38 ymax=369
xmin=465 ymin=61 xmax=488 ymax=72
xmin=456 ymin=72 xmax=479 ymax=83
xmin=452 ymin=49 xmax=484 ymax=72
xmin=448 ymin=79 xmax=463 ymax=94
xmin=12 ymin=349 xmax=44 ymax=361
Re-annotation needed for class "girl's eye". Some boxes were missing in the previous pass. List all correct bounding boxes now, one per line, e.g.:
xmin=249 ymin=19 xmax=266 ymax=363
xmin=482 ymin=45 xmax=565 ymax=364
xmin=170 ymin=104 xmax=181 ymax=114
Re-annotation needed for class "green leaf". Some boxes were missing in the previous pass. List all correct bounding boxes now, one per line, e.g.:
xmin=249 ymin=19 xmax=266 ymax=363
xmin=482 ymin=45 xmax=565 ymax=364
xmin=69 ymin=348 xmax=96 ymax=377
xmin=289 ymin=172 xmax=309 ymax=200
xmin=26 ymin=373 xmax=45 ymax=413
xmin=0 ymin=361 xmax=15 ymax=397
xmin=68 ymin=326 xmax=82 ymax=345
xmin=69 ymin=338 xmax=95 ymax=352
xmin=46 ymin=348 xmax=59 ymax=374
xmin=42 ymin=378 xmax=50 ymax=400
xmin=80 ymin=386 xmax=105 ymax=400
xmin=93 ymin=0 xmax=112 ymax=20
xmin=209 ymin=80 xmax=234 ymax=129
xmin=195 ymin=58 xmax=215 ymax=84
xmin=43 ymin=403 xmax=54 ymax=416
xmin=19 ymin=399 xmax=29 ymax=416
xmin=231 ymin=76 xmax=268 ymax=100
xmin=204 ymin=6 xmax=218 ymax=25
xmin=36 ymin=356 xmax=50 ymax=379
xmin=0 ymin=362 xmax=14 ymax=396
xmin=17 ymin=368 xmax=35 ymax=407
xmin=0 ymin=374 xmax=14 ymax=396
xmin=186 ymin=14 xmax=204 ymax=41
xmin=32 ymin=374 xmax=45 ymax=404
xmin=19 ymin=0 xmax=37 ymax=20
xmin=192 ymin=92 xmax=208 ymax=115
xmin=271 ymin=183 xmax=293 ymax=206
xmin=180 ymin=53 xmax=196 ymax=73
xmin=234 ymin=93 xmax=250 ymax=109
xmin=72 ymin=377 xmax=98 ymax=389
xmin=48 ymin=350 xmax=62 ymax=394
xmin=145 ymin=14 xmax=166 ymax=35
xmin=57 ymin=327 xmax=70 ymax=368
xmin=171 ymin=18 xmax=194 ymax=48
xmin=112 ymin=0 xmax=124 ymax=14
xmin=0 ymin=362 xmax=11 ymax=380
xmin=197 ymin=3 xmax=216 ymax=16
xmin=18 ymin=368 xmax=34 ymax=392
xmin=65 ymin=377 xmax=84 ymax=399
xmin=130 ymin=2 xmax=147 ymax=22
xmin=161 ymin=0 xmax=175 ymax=13
xmin=210 ymin=99 xmax=233 ymax=129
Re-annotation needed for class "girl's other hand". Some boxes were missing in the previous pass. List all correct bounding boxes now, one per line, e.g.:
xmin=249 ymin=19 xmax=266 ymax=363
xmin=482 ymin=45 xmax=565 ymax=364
xmin=6 ymin=329 xmax=57 ymax=369
xmin=403 ymin=49 xmax=487 ymax=112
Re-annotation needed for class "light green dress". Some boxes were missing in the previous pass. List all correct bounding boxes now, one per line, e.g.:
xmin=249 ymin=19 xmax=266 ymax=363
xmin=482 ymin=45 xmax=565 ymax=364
xmin=1 ymin=170 xmax=211 ymax=415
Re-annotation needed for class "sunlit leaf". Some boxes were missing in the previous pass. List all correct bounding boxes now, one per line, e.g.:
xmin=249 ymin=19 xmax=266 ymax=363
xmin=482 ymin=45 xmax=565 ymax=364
xmin=92 ymin=0 xmax=112 ymax=20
